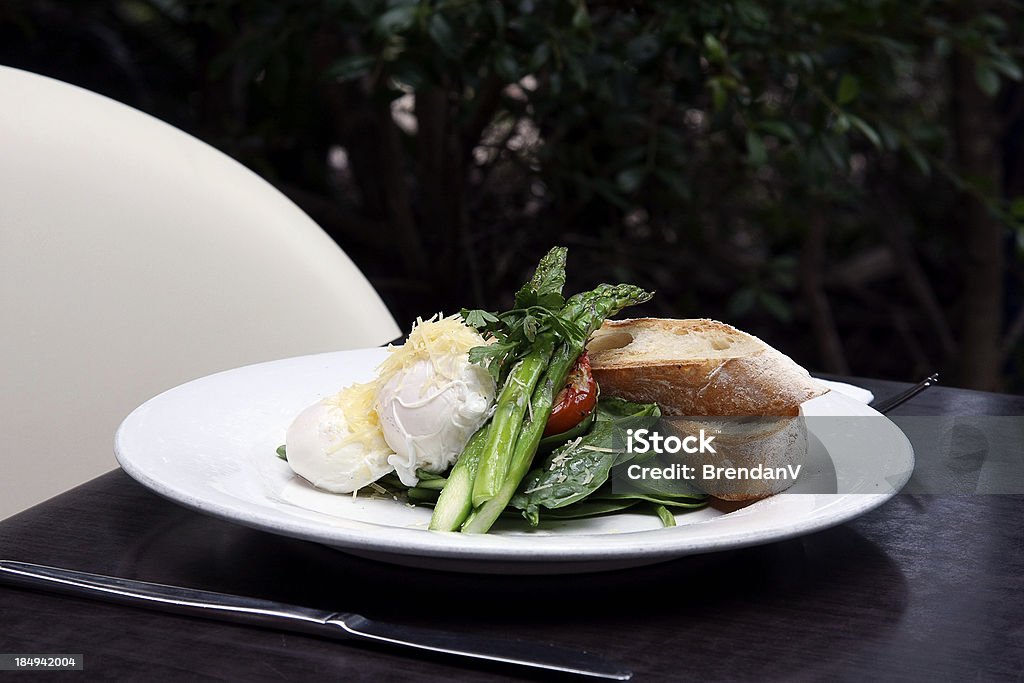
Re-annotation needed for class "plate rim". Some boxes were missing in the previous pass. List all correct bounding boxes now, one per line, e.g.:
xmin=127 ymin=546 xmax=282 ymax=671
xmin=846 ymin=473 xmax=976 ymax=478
xmin=115 ymin=349 xmax=914 ymax=565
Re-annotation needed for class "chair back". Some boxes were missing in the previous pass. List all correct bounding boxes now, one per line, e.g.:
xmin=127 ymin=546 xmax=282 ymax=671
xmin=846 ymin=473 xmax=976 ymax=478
xmin=0 ymin=66 xmax=400 ymax=518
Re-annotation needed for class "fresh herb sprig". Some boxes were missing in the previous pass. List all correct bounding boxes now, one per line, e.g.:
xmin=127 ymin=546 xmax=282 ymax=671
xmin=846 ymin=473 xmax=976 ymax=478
xmin=462 ymin=247 xmax=585 ymax=384
xmin=462 ymin=305 xmax=586 ymax=383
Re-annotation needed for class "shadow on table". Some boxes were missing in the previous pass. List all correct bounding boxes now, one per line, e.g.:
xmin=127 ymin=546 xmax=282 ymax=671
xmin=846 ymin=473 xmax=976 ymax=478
xmin=115 ymin=510 xmax=908 ymax=680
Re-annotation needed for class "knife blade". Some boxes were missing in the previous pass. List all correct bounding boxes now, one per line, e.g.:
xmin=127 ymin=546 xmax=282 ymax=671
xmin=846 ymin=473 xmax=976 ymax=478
xmin=0 ymin=560 xmax=631 ymax=680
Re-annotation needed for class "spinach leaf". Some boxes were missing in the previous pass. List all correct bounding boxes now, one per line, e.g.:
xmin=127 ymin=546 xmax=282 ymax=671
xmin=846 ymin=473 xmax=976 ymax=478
xmin=536 ymin=408 xmax=596 ymax=454
xmin=535 ymin=498 xmax=640 ymax=519
xmin=589 ymin=490 xmax=707 ymax=507
xmin=652 ymin=504 xmax=677 ymax=528
xmin=595 ymin=396 xmax=661 ymax=422
xmin=511 ymin=396 xmax=662 ymax=525
xmin=513 ymin=421 xmax=624 ymax=525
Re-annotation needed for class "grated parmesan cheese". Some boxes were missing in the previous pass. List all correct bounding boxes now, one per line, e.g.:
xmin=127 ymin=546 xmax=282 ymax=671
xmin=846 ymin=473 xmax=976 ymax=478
xmin=323 ymin=315 xmax=486 ymax=457
xmin=324 ymin=380 xmax=387 ymax=454
xmin=377 ymin=314 xmax=485 ymax=384
xmin=581 ymin=445 xmax=622 ymax=454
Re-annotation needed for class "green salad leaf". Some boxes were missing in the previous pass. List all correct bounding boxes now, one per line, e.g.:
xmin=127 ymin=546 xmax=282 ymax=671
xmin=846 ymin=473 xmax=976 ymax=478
xmin=512 ymin=396 xmax=709 ymax=527
xmin=512 ymin=396 xmax=668 ymax=525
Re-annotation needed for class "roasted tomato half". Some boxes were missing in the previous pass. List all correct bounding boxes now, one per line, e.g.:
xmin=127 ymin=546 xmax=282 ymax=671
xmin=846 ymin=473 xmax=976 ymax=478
xmin=544 ymin=352 xmax=598 ymax=436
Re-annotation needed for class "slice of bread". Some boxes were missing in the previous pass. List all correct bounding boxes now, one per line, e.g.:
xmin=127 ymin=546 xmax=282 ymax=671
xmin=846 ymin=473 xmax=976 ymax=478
xmin=588 ymin=318 xmax=828 ymax=500
xmin=587 ymin=318 xmax=828 ymax=417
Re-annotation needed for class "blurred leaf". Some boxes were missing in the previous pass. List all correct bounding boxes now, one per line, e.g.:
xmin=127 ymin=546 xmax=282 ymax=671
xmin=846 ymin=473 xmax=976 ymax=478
xmin=876 ymin=121 xmax=900 ymax=151
xmin=848 ymin=114 xmax=882 ymax=149
xmin=626 ymin=34 xmax=659 ymax=65
xmin=756 ymin=120 xmax=796 ymax=142
xmin=390 ymin=58 xmax=430 ymax=90
xmin=703 ymin=33 xmax=725 ymax=62
xmin=734 ymin=0 xmax=769 ymax=27
xmin=592 ymin=179 xmax=632 ymax=210
xmin=746 ymin=130 xmax=767 ymax=166
xmin=529 ymin=42 xmax=551 ymax=70
xmin=567 ymin=56 xmax=588 ymax=89
xmin=616 ymin=167 xmax=646 ymax=194
xmin=837 ymin=74 xmax=859 ymax=105
xmin=325 ymin=55 xmax=376 ymax=83
xmin=708 ymin=77 xmax=728 ymax=111
xmin=376 ymin=5 xmax=417 ymax=35
xmin=989 ymin=56 xmax=1022 ymax=82
xmin=654 ymin=168 xmax=692 ymax=201
xmin=626 ymin=35 xmax=661 ymax=65
xmin=758 ymin=291 xmax=792 ymax=322
xmin=819 ymin=135 xmax=846 ymax=170
xmin=974 ymin=62 xmax=1001 ymax=96
xmin=494 ymin=50 xmax=519 ymax=81
xmin=906 ymin=146 xmax=931 ymax=177
xmin=346 ymin=0 xmax=375 ymax=18
xmin=571 ymin=1 xmax=591 ymax=33
xmin=977 ymin=13 xmax=1007 ymax=33
xmin=489 ymin=1 xmax=506 ymax=34
xmin=428 ymin=13 xmax=460 ymax=59
xmin=1011 ymin=197 xmax=1024 ymax=221
xmin=729 ymin=288 xmax=756 ymax=316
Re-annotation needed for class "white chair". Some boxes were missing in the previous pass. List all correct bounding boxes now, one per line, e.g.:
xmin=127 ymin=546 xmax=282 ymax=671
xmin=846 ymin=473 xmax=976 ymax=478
xmin=0 ymin=66 xmax=401 ymax=519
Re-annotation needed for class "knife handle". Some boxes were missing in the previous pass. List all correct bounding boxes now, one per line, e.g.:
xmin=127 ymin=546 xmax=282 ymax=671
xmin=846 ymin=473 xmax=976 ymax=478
xmin=0 ymin=560 xmax=343 ymax=637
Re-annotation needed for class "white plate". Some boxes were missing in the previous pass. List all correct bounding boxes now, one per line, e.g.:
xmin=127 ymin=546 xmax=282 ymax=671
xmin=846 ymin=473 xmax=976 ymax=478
xmin=816 ymin=378 xmax=874 ymax=405
xmin=115 ymin=349 xmax=913 ymax=574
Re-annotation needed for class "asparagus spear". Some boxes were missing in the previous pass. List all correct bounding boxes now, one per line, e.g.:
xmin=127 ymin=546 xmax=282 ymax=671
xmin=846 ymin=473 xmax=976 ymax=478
xmin=463 ymin=283 xmax=652 ymax=534
xmin=468 ymin=284 xmax=618 ymax=508
xmin=428 ymin=425 xmax=489 ymax=531
xmin=515 ymin=246 xmax=567 ymax=306
xmin=471 ymin=338 xmax=556 ymax=507
xmin=468 ymin=247 xmax=569 ymax=507
xmin=439 ymin=285 xmax=616 ymax=525
xmin=432 ymin=248 xmax=570 ymax=524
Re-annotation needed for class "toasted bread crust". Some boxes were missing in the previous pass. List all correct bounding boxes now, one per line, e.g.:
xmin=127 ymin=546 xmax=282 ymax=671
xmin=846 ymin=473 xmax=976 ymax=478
xmin=587 ymin=318 xmax=828 ymax=416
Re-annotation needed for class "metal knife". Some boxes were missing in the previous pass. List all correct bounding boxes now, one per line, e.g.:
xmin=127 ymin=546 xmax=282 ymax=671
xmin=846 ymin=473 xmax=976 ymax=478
xmin=870 ymin=372 xmax=939 ymax=414
xmin=0 ymin=560 xmax=631 ymax=680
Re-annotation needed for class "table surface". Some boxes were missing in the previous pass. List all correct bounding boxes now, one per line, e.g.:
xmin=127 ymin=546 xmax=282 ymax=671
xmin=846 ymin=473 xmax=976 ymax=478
xmin=1 ymin=377 xmax=1022 ymax=681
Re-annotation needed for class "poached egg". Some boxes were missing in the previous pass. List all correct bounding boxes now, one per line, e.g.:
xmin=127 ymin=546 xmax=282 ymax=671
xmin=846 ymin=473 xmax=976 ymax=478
xmin=285 ymin=316 xmax=495 ymax=493
xmin=377 ymin=355 xmax=494 ymax=486
xmin=285 ymin=382 xmax=393 ymax=493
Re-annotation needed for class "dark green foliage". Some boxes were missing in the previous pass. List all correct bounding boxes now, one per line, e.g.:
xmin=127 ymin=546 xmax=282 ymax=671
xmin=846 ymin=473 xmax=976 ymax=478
xmin=6 ymin=1 xmax=1022 ymax=388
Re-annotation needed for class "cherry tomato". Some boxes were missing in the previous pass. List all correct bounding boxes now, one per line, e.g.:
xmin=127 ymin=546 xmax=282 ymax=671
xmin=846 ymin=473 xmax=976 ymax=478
xmin=544 ymin=352 xmax=598 ymax=436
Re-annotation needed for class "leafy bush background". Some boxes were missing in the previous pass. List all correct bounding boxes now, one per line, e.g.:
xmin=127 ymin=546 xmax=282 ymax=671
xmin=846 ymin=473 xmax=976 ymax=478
xmin=3 ymin=0 xmax=1022 ymax=390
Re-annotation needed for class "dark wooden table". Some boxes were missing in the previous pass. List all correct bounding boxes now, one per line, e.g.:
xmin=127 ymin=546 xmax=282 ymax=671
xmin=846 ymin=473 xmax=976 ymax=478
xmin=2 ymin=378 xmax=1022 ymax=681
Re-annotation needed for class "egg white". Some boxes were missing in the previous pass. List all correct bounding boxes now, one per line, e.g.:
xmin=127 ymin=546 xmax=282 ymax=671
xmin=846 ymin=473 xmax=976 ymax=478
xmin=285 ymin=399 xmax=394 ymax=493
xmin=376 ymin=357 xmax=495 ymax=486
